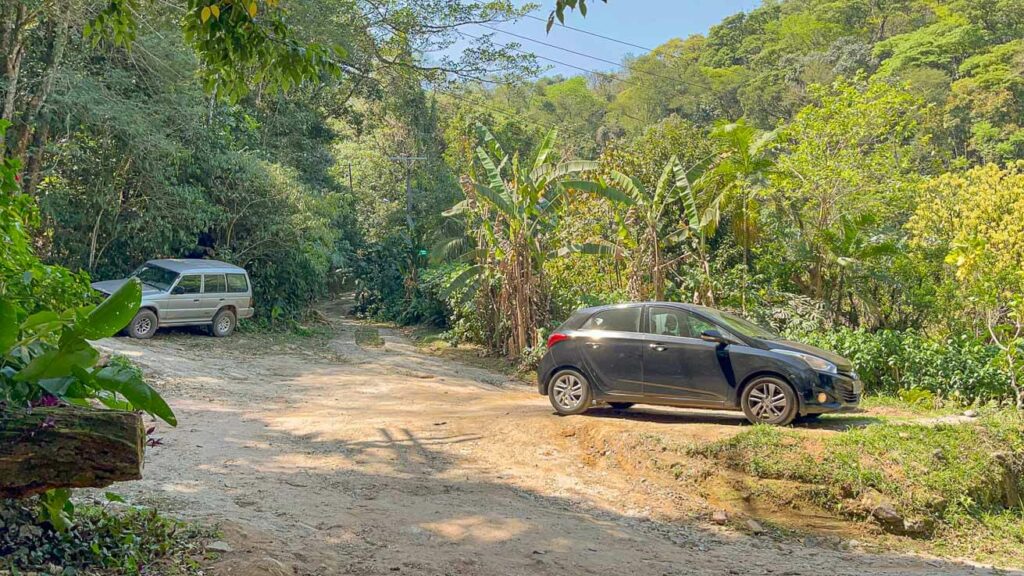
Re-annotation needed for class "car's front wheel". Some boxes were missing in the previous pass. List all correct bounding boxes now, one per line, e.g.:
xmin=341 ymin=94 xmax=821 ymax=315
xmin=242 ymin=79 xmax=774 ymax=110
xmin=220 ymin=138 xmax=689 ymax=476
xmin=741 ymin=376 xmax=798 ymax=426
xmin=211 ymin=308 xmax=236 ymax=337
xmin=548 ymin=369 xmax=592 ymax=415
xmin=128 ymin=309 xmax=158 ymax=339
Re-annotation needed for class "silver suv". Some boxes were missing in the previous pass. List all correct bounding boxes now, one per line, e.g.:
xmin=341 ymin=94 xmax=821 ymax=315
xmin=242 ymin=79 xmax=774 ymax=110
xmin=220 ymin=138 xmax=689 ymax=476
xmin=92 ymin=259 xmax=255 ymax=339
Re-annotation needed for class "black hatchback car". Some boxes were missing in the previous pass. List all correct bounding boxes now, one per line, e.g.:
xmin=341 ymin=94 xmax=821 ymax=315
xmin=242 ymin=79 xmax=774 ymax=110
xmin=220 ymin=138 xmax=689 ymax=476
xmin=537 ymin=302 xmax=862 ymax=425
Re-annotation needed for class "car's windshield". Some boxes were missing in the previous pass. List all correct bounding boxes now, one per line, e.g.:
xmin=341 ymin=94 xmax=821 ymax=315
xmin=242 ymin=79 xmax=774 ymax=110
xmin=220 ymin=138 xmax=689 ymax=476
xmin=708 ymin=310 xmax=780 ymax=340
xmin=131 ymin=264 xmax=178 ymax=291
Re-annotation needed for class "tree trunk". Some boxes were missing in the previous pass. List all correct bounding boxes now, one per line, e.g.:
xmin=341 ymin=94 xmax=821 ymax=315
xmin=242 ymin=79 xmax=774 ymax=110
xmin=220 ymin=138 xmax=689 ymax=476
xmin=0 ymin=407 xmax=146 ymax=499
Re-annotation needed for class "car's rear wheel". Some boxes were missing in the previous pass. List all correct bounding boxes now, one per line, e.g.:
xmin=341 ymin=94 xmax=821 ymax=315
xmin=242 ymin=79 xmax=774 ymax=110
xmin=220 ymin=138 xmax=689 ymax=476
xmin=741 ymin=376 xmax=798 ymax=426
xmin=211 ymin=309 xmax=236 ymax=337
xmin=608 ymin=402 xmax=634 ymax=410
xmin=548 ymin=369 xmax=592 ymax=415
xmin=129 ymin=309 xmax=158 ymax=339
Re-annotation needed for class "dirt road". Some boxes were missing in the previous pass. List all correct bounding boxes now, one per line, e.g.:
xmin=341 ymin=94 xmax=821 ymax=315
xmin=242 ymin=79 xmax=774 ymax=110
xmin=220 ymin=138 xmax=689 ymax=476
xmin=98 ymin=306 xmax=1012 ymax=576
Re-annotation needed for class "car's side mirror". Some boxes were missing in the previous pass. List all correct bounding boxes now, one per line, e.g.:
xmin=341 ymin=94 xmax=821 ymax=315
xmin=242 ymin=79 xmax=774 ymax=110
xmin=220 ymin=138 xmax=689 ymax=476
xmin=700 ymin=330 xmax=732 ymax=345
xmin=171 ymin=285 xmax=185 ymax=295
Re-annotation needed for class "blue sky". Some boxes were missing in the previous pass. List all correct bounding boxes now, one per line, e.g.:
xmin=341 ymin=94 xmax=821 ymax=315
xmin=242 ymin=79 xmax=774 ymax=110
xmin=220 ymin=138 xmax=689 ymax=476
xmin=460 ymin=0 xmax=762 ymax=78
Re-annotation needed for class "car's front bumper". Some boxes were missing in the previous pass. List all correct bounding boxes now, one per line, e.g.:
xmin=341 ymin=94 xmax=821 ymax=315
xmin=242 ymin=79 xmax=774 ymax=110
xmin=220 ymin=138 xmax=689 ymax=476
xmin=801 ymin=372 xmax=864 ymax=415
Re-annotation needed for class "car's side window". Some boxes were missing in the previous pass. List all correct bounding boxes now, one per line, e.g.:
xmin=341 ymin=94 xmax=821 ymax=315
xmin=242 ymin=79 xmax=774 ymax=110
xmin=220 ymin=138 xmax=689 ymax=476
xmin=203 ymin=274 xmax=227 ymax=293
xmin=685 ymin=314 xmax=719 ymax=339
xmin=648 ymin=307 xmax=721 ymax=339
xmin=226 ymin=273 xmax=249 ymax=293
xmin=649 ymin=307 xmax=688 ymax=337
xmin=173 ymin=275 xmax=202 ymax=295
xmin=581 ymin=307 xmax=640 ymax=332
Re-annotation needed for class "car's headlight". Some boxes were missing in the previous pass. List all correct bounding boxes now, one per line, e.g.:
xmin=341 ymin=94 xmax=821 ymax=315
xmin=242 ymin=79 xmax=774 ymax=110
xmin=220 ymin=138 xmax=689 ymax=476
xmin=770 ymin=349 xmax=837 ymax=374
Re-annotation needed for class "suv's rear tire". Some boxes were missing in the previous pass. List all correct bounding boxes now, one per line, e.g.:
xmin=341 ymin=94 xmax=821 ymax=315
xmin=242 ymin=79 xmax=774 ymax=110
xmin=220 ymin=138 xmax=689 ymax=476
xmin=548 ymin=369 xmax=592 ymax=415
xmin=211 ymin=308 xmax=236 ymax=337
xmin=129 ymin=309 xmax=158 ymax=339
xmin=741 ymin=376 xmax=798 ymax=426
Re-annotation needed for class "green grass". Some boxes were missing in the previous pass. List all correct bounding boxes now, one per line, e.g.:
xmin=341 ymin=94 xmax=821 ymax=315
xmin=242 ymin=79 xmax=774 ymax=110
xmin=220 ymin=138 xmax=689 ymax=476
xmin=693 ymin=410 xmax=1024 ymax=563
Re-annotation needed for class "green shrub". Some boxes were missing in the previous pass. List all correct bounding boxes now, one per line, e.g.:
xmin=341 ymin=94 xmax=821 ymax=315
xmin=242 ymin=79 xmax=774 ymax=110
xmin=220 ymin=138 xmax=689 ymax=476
xmin=0 ymin=498 xmax=211 ymax=575
xmin=798 ymin=328 xmax=1009 ymax=403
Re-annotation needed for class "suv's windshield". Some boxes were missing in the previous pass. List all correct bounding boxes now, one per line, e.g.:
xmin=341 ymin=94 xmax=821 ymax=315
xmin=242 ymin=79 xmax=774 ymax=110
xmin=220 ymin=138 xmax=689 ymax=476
xmin=707 ymin=310 xmax=780 ymax=340
xmin=131 ymin=264 xmax=178 ymax=291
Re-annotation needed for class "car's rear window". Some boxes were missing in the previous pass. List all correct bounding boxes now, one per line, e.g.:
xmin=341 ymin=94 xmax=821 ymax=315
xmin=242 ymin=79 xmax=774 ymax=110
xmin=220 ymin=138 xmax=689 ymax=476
xmin=204 ymin=274 xmax=227 ymax=293
xmin=227 ymin=273 xmax=249 ymax=293
xmin=581 ymin=307 xmax=640 ymax=333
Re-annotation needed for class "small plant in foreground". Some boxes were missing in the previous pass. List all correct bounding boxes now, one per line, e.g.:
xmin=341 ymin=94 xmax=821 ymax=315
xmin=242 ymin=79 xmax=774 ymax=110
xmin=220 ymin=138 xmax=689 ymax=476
xmin=0 ymin=498 xmax=213 ymax=575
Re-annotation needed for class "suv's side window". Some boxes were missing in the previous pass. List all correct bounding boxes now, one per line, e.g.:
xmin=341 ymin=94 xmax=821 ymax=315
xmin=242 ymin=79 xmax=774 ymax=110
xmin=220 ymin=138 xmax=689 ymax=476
xmin=173 ymin=275 xmax=202 ymax=295
xmin=226 ymin=273 xmax=249 ymax=293
xmin=648 ymin=307 xmax=721 ymax=339
xmin=581 ymin=307 xmax=640 ymax=332
xmin=203 ymin=274 xmax=227 ymax=293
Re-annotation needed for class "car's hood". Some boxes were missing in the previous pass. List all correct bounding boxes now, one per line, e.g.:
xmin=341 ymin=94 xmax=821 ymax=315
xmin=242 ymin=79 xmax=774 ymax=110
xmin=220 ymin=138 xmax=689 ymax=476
xmin=764 ymin=339 xmax=854 ymax=373
xmin=91 ymin=278 xmax=164 ymax=297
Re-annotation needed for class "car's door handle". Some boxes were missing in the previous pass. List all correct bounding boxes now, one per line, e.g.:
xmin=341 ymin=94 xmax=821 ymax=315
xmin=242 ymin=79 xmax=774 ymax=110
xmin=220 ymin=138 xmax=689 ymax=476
xmin=192 ymin=298 xmax=200 ymax=303
xmin=649 ymin=343 xmax=667 ymax=352
xmin=219 ymin=298 xmax=225 ymax=302
xmin=585 ymin=342 xmax=600 ymax=349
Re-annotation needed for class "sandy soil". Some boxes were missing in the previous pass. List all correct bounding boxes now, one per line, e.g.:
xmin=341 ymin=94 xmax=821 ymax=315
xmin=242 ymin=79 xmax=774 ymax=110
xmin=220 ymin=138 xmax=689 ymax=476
xmin=95 ymin=303 xmax=1017 ymax=576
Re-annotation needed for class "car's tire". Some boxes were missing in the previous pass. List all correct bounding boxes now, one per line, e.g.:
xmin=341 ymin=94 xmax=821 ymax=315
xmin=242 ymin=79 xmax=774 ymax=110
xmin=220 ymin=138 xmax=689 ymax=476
xmin=211 ymin=308 xmax=236 ymax=338
xmin=548 ymin=369 xmax=592 ymax=415
xmin=741 ymin=376 xmax=799 ymax=426
xmin=128 ymin=309 xmax=158 ymax=340
xmin=608 ymin=402 xmax=635 ymax=410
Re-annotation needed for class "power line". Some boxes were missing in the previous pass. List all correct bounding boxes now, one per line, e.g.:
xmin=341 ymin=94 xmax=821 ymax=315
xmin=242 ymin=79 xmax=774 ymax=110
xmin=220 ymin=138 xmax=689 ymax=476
xmin=477 ymin=23 xmax=713 ymax=92
xmin=522 ymin=13 xmax=655 ymax=52
xmin=373 ymin=64 xmax=562 ymax=133
xmin=458 ymin=29 xmax=635 ymax=86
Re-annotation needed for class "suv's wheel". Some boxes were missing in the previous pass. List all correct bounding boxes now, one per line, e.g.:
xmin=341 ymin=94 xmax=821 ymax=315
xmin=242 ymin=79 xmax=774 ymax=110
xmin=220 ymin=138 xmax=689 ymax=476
xmin=548 ymin=369 xmax=592 ymax=415
xmin=129 ymin=309 xmax=158 ymax=339
xmin=741 ymin=376 xmax=798 ymax=426
xmin=211 ymin=308 xmax=236 ymax=337
xmin=608 ymin=402 xmax=634 ymax=410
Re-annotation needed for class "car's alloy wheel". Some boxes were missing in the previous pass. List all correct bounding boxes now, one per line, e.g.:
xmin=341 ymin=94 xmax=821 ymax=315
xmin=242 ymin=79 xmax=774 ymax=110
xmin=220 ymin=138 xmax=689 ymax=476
xmin=129 ymin=309 xmax=158 ymax=340
xmin=211 ymin=309 xmax=236 ymax=337
xmin=548 ymin=369 xmax=592 ymax=415
xmin=741 ymin=377 xmax=797 ymax=425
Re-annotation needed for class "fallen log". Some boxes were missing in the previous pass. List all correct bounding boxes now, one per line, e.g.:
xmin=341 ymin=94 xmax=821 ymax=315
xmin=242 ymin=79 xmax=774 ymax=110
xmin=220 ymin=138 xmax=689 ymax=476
xmin=0 ymin=407 xmax=145 ymax=499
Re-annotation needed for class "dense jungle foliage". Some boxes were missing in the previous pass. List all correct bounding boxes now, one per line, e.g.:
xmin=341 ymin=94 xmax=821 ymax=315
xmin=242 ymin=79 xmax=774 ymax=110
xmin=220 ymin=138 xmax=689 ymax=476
xmin=2 ymin=0 xmax=1023 ymax=405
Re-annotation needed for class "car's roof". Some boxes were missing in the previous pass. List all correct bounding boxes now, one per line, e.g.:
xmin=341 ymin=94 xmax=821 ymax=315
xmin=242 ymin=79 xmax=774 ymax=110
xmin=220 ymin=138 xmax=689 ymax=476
xmin=576 ymin=301 xmax=709 ymax=315
xmin=147 ymin=259 xmax=246 ymax=273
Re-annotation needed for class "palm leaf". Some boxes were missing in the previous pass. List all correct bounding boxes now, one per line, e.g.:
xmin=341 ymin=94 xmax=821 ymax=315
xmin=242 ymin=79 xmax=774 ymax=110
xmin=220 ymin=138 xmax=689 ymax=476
xmin=532 ymin=129 xmax=558 ymax=173
xmin=530 ymin=160 xmax=599 ymax=184
xmin=438 ymin=264 xmax=483 ymax=300
xmin=472 ymin=182 xmax=515 ymax=217
xmin=606 ymin=170 xmax=645 ymax=205
xmin=476 ymin=123 xmax=508 ymax=170
xmin=475 ymin=146 xmax=511 ymax=201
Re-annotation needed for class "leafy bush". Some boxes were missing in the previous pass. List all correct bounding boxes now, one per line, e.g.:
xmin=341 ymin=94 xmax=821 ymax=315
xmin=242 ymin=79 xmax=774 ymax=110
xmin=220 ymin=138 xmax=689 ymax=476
xmin=798 ymin=328 xmax=1008 ymax=403
xmin=0 ymin=498 xmax=211 ymax=575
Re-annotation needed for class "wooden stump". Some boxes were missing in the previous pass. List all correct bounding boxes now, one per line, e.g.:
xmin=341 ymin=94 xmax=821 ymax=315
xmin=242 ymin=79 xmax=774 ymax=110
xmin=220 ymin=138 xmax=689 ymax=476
xmin=0 ymin=407 xmax=145 ymax=499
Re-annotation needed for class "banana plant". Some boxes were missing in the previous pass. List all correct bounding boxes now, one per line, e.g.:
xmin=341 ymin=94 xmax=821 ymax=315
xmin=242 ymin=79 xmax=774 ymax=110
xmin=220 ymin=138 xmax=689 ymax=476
xmin=441 ymin=124 xmax=597 ymax=356
xmin=571 ymin=155 xmax=719 ymax=302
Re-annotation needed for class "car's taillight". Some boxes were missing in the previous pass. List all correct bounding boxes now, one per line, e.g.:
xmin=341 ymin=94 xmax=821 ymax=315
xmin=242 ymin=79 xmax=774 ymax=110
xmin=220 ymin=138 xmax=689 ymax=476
xmin=547 ymin=333 xmax=570 ymax=348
